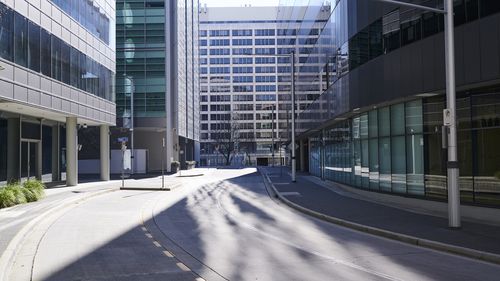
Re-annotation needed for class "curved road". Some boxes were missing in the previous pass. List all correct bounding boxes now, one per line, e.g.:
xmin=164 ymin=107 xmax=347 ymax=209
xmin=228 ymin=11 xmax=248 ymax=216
xmin=11 ymin=168 xmax=500 ymax=281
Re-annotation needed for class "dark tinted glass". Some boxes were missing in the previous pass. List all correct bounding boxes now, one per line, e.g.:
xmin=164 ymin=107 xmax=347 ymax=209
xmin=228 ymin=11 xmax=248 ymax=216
xmin=61 ymin=42 xmax=70 ymax=84
xmin=40 ymin=30 xmax=51 ymax=76
xmin=70 ymin=47 xmax=80 ymax=88
xmin=14 ymin=13 xmax=28 ymax=67
xmin=0 ymin=4 xmax=13 ymax=61
xmin=27 ymin=21 xmax=40 ymax=72
xmin=480 ymin=0 xmax=500 ymax=17
xmin=51 ymin=35 xmax=61 ymax=80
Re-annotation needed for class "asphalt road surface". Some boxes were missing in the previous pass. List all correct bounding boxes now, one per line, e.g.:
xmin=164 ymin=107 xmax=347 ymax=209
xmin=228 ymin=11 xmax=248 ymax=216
xmin=11 ymin=168 xmax=500 ymax=281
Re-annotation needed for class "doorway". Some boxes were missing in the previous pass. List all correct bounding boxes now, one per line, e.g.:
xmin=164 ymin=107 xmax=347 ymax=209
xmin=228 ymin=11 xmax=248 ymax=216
xmin=20 ymin=139 xmax=40 ymax=181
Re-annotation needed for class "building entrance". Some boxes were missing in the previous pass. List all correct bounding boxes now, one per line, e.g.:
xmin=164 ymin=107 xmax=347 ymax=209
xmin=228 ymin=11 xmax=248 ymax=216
xmin=20 ymin=140 xmax=40 ymax=181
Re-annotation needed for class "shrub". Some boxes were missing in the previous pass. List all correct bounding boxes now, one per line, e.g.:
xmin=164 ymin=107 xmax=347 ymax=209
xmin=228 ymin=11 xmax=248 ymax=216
xmin=0 ymin=188 xmax=17 ymax=208
xmin=21 ymin=187 xmax=38 ymax=202
xmin=23 ymin=179 xmax=45 ymax=199
xmin=5 ymin=184 xmax=27 ymax=205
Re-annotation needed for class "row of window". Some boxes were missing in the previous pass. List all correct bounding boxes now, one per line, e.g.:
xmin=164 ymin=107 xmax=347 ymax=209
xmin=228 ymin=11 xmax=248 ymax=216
xmin=200 ymin=28 xmax=320 ymax=37
xmin=54 ymin=0 xmax=111 ymax=44
xmin=0 ymin=3 xmax=113 ymax=100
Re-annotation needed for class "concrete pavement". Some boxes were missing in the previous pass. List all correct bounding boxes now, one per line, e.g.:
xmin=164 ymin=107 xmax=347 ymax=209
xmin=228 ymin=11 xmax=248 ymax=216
xmin=260 ymin=166 xmax=500 ymax=264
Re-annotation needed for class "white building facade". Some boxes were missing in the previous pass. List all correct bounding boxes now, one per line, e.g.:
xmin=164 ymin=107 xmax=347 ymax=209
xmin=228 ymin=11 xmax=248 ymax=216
xmin=199 ymin=6 xmax=329 ymax=166
xmin=0 ymin=0 xmax=116 ymax=185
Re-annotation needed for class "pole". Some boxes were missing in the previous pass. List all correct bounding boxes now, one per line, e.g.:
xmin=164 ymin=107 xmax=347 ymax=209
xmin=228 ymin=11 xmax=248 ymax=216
xmin=272 ymin=105 xmax=275 ymax=167
xmin=162 ymin=137 xmax=165 ymax=189
xmin=291 ymin=51 xmax=296 ymax=182
xmin=444 ymin=0 xmax=460 ymax=228
xmin=130 ymin=77 xmax=135 ymax=175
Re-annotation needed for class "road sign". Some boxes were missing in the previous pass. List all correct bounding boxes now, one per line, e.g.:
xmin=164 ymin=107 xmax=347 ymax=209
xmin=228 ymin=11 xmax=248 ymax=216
xmin=117 ymin=137 xmax=129 ymax=143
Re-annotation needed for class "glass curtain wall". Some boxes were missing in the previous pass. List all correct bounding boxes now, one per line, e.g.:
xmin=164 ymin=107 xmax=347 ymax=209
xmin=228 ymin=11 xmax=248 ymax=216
xmin=310 ymin=93 xmax=500 ymax=206
xmin=116 ymin=0 xmax=167 ymax=119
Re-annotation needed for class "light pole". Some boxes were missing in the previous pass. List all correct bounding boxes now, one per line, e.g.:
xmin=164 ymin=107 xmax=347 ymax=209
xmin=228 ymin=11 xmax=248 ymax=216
xmin=369 ymin=0 xmax=459 ymax=227
xmin=124 ymin=75 xmax=135 ymax=175
xmin=271 ymin=104 xmax=275 ymax=167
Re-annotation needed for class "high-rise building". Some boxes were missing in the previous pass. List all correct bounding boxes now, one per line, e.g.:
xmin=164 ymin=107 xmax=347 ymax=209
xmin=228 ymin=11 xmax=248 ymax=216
xmin=115 ymin=0 xmax=200 ymax=172
xmin=198 ymin=5 xmax=330 ymax=166
xmin=0 ymin=0 xmax=116 ymax=185
xmin=282 ymin=0 xmax=500 ymax=207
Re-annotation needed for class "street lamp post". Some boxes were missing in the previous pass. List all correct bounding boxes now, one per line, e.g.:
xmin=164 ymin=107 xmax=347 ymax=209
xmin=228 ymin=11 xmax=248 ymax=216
xmin=271 ymin=104 xmax=275 ymax=167
xmin=369 ymin=0 xmax=460 ymax=227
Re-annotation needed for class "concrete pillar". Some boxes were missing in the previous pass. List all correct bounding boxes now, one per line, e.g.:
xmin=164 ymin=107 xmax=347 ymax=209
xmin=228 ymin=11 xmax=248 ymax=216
xmin=100 ymin=125 xmax=110 ymax=181
xmin=299 ymin=139 xmax=305 ymax=172
xmin=51 ymin=124 xmax=61 ymax=181
xmin=66 ymin=117 xmax=78 ymax=186
xmin=7 ymin=118 xmax=20 ymax=182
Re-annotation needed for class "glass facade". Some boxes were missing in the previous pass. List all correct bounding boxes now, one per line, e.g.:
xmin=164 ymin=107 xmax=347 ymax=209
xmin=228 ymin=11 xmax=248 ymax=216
xmin=0 ymin=2 xmax=114 ymax=101
xmin=116 ymin=0 xmax=167 ymax=118
xmin=309 ymin=91 xmax=500 ymax=206
xmin=51 ymin=0 xmax=112 ymax=45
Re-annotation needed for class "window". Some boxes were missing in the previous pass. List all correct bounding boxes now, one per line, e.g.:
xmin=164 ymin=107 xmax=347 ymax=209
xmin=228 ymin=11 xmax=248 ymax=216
xmin=255 ymin=57 xmax=275 ymax=64
xmin=70 ymin=47 xmax=80 ymax=88
xmin=209 ymin=30 xmax=229 ymax=37
xmin=255 ymin=48 xmax=275 ymax=55
xmin=255 ymin=29 xmax=275 ymax=36
xmin=480 ymin=0 xmax=500 ymax=17
xmin=232 ymin=67 xmax=253 ymax=74
xmin=210 ymin=48 xmax=230 ymax=55
xmin=232 ymin=29 xmax=252 ymax=36
xmin=61 ymin=42 xmax=71 ymax=84
xmin=40 ymin=30 xmax=51 ymax=76
xmin=51 ymin=35 xmax=62 ymax=81
xmin=256 ymin=94 xmax=276 ymax=100
xmin=14 ymin=13 xmax=28 ymax=67
xmin=255 ymin=76 xmax=276 ymax=83
xmin=233 ymin=85 xmax=253 ymax=92
xmin=27 ymin=21 xmax=40 ymax=72
xmin=0 ymin=3 xmax=13 ymax=61
xmin=210 ymin=39 xmax=230 ymax=46
xmin=232 ymin=39 xmax=252 ymax=46
xmin=232 ymin=57 xmax=253 ymax=64
xmin=233 ymin=76 xmax=253 ymax=83
xmin=232 ymin=48 xmax=252 ymax=55
xmin=255 ymin=66 xmax=275 ymax=73
xmin=210 ymin=58 xmax=230 ymax=64
xmin=256 ymin=85 xmax=276 ymax=92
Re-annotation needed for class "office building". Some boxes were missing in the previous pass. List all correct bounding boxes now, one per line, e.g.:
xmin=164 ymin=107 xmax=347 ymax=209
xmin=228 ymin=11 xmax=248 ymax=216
xmin=115 ymin=0 xmax=200 ymax=172
xmin=199 ymin=5 xmax=330 ymax=166
xmin=0 ymin=0 xmax=116 ymax=185
xmin=283 ymin=0 xmax=500 ymax=206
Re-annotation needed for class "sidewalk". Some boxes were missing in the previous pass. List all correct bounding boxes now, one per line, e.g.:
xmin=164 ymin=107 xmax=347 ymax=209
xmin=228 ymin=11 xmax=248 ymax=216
xmin=260 ymin=167 xmax=500 ymax=264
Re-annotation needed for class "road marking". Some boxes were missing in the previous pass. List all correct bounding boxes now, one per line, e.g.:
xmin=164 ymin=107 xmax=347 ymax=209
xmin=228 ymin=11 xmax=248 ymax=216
xmin=280 ymin=192 xmax=301 ymax=196
xmin=153 ymin=241 xmax=162 ymax=248
xmin=145 ymin=233 xmax=153 ymax=239
xmin=176 ymin=262 xmax=191 ymax=272
xmin=141 ymin=226 xmax=147 ymax=232
xmin=163 ymin=250 xmax=174 ymax=258
xmin=195 ymin=278 xmax=206 ymax=281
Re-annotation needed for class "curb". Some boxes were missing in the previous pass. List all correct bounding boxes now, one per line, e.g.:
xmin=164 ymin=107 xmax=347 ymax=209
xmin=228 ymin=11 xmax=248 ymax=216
xmin=259 ymin=169 xmax=500 ymax=266
xmin=0 ymin=187 xmax=118 ymax=281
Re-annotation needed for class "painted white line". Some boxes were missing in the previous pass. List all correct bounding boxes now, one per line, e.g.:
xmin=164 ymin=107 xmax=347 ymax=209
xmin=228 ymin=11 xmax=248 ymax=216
xmin=145 ymin=233 xmax=153 ymax=239
xmin=153 ymin=241 xmax=162 ymax=248
xmin=176 ymin=262 xmax=191 ymax=272
xmin=141 ymin=226 xmax=147 ymax=232
xmin=163 ymin=250 xmax=174 ymax=258
xmin=280 ymin=192 xmax=301 ymax=196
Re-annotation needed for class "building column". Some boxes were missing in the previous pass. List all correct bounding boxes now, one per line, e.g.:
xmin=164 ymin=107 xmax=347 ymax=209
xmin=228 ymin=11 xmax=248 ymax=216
xmin=52 ymin=124 xmax=61 ymax=181
xmin=7 ymin=118 xmax=20 ymax=182
xmin=100 ymin=125 xmax=110 ymax=181
xmin=299 ymin=139 xmax=305 ymax=172
xmin=66 ymin=117 xmax=78 ymax=186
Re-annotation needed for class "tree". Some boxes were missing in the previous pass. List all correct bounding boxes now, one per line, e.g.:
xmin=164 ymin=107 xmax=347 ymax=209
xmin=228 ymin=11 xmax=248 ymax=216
xmin=211 ymin=113 xmax=240 ymax=166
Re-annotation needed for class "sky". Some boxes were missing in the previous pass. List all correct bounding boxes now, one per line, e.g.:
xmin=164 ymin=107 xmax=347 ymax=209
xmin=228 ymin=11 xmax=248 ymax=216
xmin=199 ymin=0 xmax=280 ymax=7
